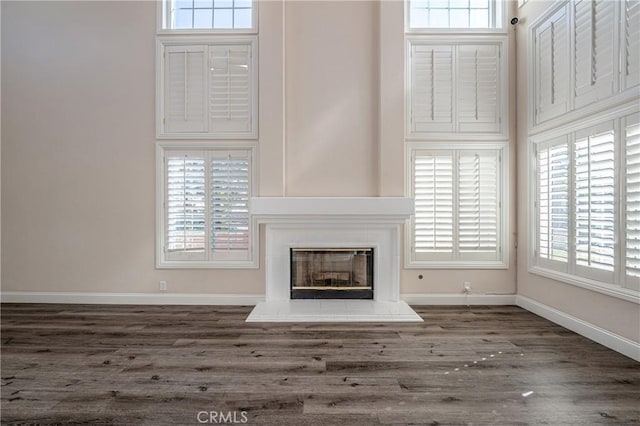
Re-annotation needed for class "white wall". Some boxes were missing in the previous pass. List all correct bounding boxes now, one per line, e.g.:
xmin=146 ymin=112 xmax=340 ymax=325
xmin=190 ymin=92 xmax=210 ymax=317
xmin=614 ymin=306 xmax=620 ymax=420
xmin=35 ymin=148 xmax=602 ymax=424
xmin=284 ymin=0 xmax=379 ymax=196
xmin=1 ymin=1 xmax=277 ymax=295
xmin=1 ymin=0 xmax=517 ymax=299
xmin=515 ymin=0 xmax=640 ymax=343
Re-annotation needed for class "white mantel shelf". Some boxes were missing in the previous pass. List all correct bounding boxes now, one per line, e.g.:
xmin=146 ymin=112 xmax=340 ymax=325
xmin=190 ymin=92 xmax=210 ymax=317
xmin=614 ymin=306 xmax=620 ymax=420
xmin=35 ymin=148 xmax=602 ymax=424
xmin=251 ymin=197 xmax=414 ymax=223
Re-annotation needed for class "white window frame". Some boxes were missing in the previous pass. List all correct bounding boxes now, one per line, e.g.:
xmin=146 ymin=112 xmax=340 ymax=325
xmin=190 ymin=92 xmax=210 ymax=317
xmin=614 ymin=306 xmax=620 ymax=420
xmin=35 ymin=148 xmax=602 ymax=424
xmin=157 ymin=0 xmax=258 ymax=35
xmin=405 ymin=141 xmax=509 ymax=269
xmin=405 ymin=0 xmax=506 ymax=34
xmin=528 ymin=105 xmax=640 ymax=304
xmin=156 ymin=141 xmax=259 ymax=269
xmin=405 ymin=36 xmax=509 ymax=140
xmin=156 ymin=35 xmax=258 ymax=140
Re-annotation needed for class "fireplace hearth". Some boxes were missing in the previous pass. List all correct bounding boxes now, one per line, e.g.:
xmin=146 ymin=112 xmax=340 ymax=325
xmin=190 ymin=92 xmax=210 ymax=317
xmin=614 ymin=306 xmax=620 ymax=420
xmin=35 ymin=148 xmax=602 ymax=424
xmin=290 ymin=248 xmax=374 ymax=299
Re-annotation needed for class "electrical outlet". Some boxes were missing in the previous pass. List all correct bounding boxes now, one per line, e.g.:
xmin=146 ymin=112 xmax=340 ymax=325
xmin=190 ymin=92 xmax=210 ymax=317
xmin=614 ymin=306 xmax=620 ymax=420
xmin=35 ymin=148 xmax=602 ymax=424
xmin=159 ymin=280 xmax=167 ymax=292
xmin=463 ymin=282 xmax=471 ymax=293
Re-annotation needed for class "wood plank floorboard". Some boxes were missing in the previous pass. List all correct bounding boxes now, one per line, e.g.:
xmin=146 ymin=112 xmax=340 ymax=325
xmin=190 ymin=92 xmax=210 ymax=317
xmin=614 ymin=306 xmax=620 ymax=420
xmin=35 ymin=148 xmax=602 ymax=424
xmin=1 ymin=303 xmax=639 ymax=425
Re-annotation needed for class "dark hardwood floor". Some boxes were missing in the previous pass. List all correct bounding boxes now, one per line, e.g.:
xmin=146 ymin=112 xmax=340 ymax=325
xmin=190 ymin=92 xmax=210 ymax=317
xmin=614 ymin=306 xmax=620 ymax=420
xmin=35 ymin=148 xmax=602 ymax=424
xmin=1 ymin=304 xmax=638 ymax=425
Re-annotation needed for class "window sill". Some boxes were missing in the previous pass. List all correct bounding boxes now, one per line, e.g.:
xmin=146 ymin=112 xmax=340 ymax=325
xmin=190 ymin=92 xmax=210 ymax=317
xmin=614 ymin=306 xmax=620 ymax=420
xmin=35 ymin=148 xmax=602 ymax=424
xmin=405 ymin=260 xmax=509 ymax=270
xmin=404 ymin=28 xmax=508 ymax=35
xmin=528 ymin=266 xmax=640 ymax=304
xmin=157 ymin=28 xmax=258 ymax=36
xmin=156 ymin=259 xmax=259 ymax=269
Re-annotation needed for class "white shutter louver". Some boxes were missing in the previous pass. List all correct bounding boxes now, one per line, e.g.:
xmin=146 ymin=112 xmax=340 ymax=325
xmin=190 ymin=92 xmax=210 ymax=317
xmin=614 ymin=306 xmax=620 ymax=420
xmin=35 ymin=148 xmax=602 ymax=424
xmin=573 ymin=0 xmax=615 ymax=108
xmin=411 ymin=147 xmax=504 ymax=265
xmin=209 ymin=44 xmax=253 ymax=134
xmin=210 ymin=151 xmax=251 ymax=260
xmin=410 ymin=45 xmax=454 ymax=133
xmin=413 ymin=152 xmax=454 ymax=258
xmin=457 ymin=45 xmax=501 ymax=133
xmin=164 ymin=46 xmax=207 ymax=133
xmin=159 ymin=38 xmax=257 ymax=139
xmin=166 ymin=154 xmax=207 ymax=261
xmin=574 ymin=126 xmax=616 ymax=280
xmin=535 ymin=5 xmax=570 ymax=124
xmin=625 ymin=115 xmax=640 ymax=282
xmin=458 ymin=150 xmax=500 ymax=259
xmin=537 ymin=139 xmax=569 ymax=265
xmin=623 ymin=0 xmax=640 ymax=90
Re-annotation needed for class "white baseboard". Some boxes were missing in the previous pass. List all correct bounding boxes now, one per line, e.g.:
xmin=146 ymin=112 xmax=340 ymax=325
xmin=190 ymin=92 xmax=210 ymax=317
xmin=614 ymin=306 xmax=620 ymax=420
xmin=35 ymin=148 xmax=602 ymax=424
xmin=0 ymin=292 xmax=265 ymax=306
xmin=402 ymin=293 xmax=517 ymax=305
xmin=516 ymin=295 xmax=640 ymax=362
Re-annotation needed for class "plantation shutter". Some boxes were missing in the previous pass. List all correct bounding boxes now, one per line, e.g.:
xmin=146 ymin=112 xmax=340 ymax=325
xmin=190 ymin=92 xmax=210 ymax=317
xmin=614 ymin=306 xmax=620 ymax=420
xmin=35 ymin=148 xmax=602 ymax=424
xmin=210 ymin=150 xmax=251 ymax=261
xmin=457 ymin=44 xmax=501 ymax=133
xmin=625 ymin=114 xmax=640 ymax=285
xmin=574 ymin=124 xmax=616 ymax=282
xmin=209 ymin=44 xmax=253 ymax=134
xmin=410 ymin=45 xmax=454 ymax=133
xmin=458 ymin=150 xmax=500 ymax=260
xmin=535 ymin=5 xmax=570 ymax=124
xmin=537 ymin=138 xmax=570 ymax=268
xmin=623 ymin=0 xmax=640 ymax=90
xmin=165 ymin=153 xmax=207 ymax=261
xmin=164 ymin=46 xmax=207 ymax=133
xmin=413 ymin=151 xmax=454 ymax=261
xmin=573 ymin=0 xmax=615 ymax=108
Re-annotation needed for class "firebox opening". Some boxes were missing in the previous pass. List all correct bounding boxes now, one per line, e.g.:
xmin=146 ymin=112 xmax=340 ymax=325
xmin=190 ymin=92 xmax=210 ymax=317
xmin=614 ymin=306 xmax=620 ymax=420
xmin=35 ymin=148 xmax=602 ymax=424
xmin=290 ymin=248 xmax=374 ymax=300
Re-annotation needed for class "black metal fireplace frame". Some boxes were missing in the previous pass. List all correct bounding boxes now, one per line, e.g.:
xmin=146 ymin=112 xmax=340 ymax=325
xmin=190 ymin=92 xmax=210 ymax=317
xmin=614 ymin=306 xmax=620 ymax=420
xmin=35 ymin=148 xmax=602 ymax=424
xmin=290 ymin=248 xmax=374 ymax=300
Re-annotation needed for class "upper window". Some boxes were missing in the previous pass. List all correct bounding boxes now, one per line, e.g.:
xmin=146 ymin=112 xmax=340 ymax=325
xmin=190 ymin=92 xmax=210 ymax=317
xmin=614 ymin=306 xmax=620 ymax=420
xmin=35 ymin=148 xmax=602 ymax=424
xmin=157 ymin=36 xmax=258 ymax=139
xmin=161 ymin=0 xmax=256 ymax=32
xmin=407 ymin=0 xmax=504 ymax=31
xmin=406 ymin=38 xmax=507 ymax=138
xmin=406 ymin=142 xmax=508 ymax=269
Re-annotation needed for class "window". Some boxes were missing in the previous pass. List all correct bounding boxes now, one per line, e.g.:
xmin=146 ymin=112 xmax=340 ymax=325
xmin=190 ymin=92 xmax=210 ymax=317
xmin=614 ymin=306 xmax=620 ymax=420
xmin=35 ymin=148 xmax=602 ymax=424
xmin=157 ymin=144 xmax=257 ymax=268
xmin=157 ymin=36 xmax=257 ymax=139
xmin=532 ymin=115 xmax=640 ymax=294
xmin=573 ymin=126 xmax=616 ymax=282
xmin=537 ymin=137 xmax=569 ymax=270
xmin=530 ymin=0 xmax=638 ymax=128
xmin=407 ymin=0 xmax=504 ymax=30
xmin=407 ymin=143 xmax=508 ymax=268
xmin=624 ymin=114 xmax=640 ymax=282
xmin=160 ymin=0 xmax=256 ymax=32
xmin=406 ymin=37 xmax=507 ymax=138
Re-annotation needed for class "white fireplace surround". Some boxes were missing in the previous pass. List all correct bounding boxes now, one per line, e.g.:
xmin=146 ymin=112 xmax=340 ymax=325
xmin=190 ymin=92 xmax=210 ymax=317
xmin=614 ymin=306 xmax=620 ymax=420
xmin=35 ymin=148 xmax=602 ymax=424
xmin=246 ymin=197 xmax=423 ymax=322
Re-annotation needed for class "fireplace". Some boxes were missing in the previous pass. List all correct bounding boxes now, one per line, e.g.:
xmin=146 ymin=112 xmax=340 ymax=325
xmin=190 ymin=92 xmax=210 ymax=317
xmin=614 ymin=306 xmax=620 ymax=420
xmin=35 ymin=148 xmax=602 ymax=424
xmin=246 ymin=197 xmax=423 ymax=322
xmin=290 ymin=248 xmax=374 ymax=299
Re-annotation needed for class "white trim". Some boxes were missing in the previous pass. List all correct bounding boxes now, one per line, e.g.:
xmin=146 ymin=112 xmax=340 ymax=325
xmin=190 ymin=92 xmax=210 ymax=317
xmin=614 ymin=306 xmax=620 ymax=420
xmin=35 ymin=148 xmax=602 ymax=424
xmin=402 ymin=294 xmax=516 ymax=305
xmin=528 ymin=266 xmax=640 ymax=304
xmin=528 ymin=100 xmax=640 ymax=144
xmin=156 ymin=141 xmax=259 ymax=269
xmin=0 ymin=292 xmax=264 ymax=306
xmin=516 ymin=295 xmax=640 ymax=362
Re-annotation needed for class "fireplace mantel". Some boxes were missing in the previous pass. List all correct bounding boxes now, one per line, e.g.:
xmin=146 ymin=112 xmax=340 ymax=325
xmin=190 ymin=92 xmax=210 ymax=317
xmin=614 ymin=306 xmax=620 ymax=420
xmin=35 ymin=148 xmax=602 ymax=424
xmin=246 ymin=197 xmax=422 ymax=322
